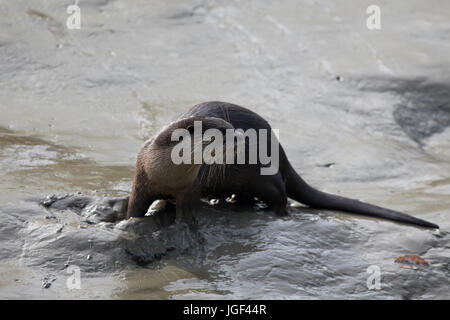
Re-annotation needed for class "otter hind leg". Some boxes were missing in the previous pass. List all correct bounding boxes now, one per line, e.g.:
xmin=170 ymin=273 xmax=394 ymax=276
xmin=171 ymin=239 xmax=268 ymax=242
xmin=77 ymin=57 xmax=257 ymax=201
xmin=250 ymin=173 xmax=288 ymax=216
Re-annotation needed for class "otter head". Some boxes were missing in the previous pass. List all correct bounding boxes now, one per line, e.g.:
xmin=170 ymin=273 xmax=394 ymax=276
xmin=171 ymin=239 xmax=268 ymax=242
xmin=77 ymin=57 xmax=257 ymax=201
xmin=128 ymin=117 xmax=237 ymax=219
xmin=155 ymin=116 xmax=236 ymax=166
xmin=142 ymin=116 xmax=235 ymax=195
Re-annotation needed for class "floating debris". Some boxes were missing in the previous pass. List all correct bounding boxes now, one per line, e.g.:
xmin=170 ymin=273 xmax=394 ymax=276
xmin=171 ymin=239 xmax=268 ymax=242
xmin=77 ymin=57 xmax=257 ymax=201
xmin=395 ymin=255 xmax=429 ymax=269
xmin=41 ymin=275 xmax=56 ymax=289
xmin=316 ymin=162 xmax=335 ymax=168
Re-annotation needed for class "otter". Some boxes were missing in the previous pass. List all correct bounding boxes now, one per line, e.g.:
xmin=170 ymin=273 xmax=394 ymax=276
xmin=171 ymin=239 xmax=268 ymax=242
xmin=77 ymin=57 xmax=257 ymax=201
xmin=127 ymin=101 xmax=439 ymax=229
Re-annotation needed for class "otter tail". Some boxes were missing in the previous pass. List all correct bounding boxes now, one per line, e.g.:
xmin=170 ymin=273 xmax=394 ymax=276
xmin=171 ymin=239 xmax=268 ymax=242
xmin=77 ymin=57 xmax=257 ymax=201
xmin=283 ymin=160 xmax=439 ymax=229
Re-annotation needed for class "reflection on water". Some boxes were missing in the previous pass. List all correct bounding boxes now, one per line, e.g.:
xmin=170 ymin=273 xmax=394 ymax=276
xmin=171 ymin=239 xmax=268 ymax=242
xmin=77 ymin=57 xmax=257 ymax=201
xmin=0 ymin=0 xmax=449 ymax=299
xmin=117 ymin=266 xmax=201 ymax=299
xmin=0 ymin=126 xmax=134 ymax=201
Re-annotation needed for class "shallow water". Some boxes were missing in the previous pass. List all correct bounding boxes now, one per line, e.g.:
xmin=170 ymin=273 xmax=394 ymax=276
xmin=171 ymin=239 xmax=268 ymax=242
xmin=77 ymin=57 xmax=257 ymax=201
xmin=0 ymin=0 xmax=449 ymax=299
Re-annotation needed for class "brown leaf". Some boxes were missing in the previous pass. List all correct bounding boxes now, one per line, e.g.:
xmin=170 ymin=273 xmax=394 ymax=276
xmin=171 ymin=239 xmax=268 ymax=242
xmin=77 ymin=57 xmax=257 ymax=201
xmin=395 ymin=254 xmax=428 ymax=266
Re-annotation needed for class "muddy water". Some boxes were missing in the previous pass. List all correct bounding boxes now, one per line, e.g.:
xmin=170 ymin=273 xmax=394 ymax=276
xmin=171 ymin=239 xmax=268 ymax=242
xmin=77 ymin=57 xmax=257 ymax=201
xmin=0 ymin=0 xmax=449 ymax=299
